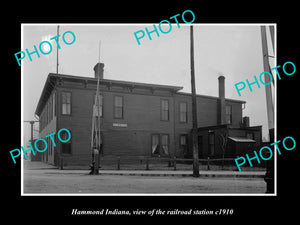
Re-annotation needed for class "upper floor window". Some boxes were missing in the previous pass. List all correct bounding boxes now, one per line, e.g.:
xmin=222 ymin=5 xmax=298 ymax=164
xmin=179 ymin=102 xmax=187 ymax=123
xmin=114 ymin=96 xmax=123 ymax=119
xmin=161 ymin=99 xmax=169 ymax=121
xmin=62 ymin=92 xmax=71 ymax=115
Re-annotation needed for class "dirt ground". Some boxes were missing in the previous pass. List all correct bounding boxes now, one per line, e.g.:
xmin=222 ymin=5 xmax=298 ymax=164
xmin=23 ymin=168 xmax=266 ymax=194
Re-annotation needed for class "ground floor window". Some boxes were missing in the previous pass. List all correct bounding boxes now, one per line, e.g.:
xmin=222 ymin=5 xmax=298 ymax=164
xmin=180 ymin=134 xmax=188 ymax=156
xmin=161 ymin=134 xmax=169 ymax=155
xmin=246 ymin=132 xmax=254 ymax=140
xmin=151 ymin=134 xmax=169 ymax=157
xmin=180 ymin=134 xmax=187 ymax=146
xmin=151 ymin=134 xmax=160 ymax=155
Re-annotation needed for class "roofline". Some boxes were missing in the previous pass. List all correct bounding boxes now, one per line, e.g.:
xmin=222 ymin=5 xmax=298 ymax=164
xmin=35 ymin=73 xmax=184 ymax=116
xmin=176 ymin=91 xmax=246 ymax=104
xmin=48 ymin=73 xmax=183 ymax=91
xmin=197 ymin=124 xmax=262 ymax=131
xmin=35 ymin=73 xmax=246 ymax=117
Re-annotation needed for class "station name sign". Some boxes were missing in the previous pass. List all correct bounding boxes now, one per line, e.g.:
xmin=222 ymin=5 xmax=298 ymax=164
xmin=112 ymin=123 xmax=128 ymax=128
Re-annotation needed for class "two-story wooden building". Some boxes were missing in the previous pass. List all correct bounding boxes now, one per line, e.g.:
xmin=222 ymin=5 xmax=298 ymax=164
xmin=34 ymin=62 xmax=262 ymax=167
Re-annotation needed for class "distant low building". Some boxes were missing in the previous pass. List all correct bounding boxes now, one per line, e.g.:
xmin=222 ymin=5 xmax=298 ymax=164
xmin=28 ymin=139 xmax=42 ymax=161
xmin=34 ymin=62 xmax=262 ymax=167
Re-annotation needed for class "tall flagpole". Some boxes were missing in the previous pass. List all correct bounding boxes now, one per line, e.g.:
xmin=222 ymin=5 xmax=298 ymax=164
xmin=98 ymin=40 xmax=101 ymax=154
xmin=98 ymin=40 xmax=101 ymax=63
xmin=90 ymin=41 xmax=102 ymax=175
xmin=190 ymin=25 xmax=200 ymax=177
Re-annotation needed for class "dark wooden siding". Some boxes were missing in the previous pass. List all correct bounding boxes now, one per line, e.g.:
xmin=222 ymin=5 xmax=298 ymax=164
xmin=38 ymin=79 xmax=245 ymax=166
xmin=39 ymin=90 xmax=57 ymax=165
xmin=55 ymin=85 xmax=177 ymax=166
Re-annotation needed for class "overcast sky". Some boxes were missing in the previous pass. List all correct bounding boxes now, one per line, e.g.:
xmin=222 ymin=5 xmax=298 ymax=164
xmin=22 ymin=24 xmax=276 ymax=144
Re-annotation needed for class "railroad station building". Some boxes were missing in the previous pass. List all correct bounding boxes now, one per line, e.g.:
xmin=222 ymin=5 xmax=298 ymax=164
xmin=34 ymin=62 xmax=262 ymax=167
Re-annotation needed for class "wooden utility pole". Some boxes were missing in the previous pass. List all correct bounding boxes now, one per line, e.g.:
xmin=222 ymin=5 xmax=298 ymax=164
xmin=56 ymin=25 xmax=60 ymax=74
xmin=261 ymin=26 xmax=275 ymax=193
xmin=269 ymin=26 xmax=275 ymax=52
xmin=190 ymin=25 xmax=199 ymax=177
xmin=261 ymin=26 xmax=274 ymax=131
xmin=24 ymin=120 xmax=39 ymax=142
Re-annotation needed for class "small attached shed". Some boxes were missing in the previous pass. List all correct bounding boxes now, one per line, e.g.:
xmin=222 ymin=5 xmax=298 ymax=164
xmin=196 ymin=124 xmax=262 ymax=159
xmin=227 ymin=136 xmax=256 ymax=157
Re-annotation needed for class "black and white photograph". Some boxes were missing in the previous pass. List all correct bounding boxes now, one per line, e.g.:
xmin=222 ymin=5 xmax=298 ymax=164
xmin=4 ymin=5 xmax=298 ymax=223
xmin=21 ymin=23 xmax=276 ymax=195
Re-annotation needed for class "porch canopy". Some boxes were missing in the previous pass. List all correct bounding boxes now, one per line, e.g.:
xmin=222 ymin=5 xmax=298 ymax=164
xmin=228 ymin=137 xmax=256 ymax=143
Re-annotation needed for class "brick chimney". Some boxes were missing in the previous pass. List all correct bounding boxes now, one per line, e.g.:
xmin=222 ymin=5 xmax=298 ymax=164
xmin=93 ymin=62 xmax=104 ymax=79
xmin=243 ymin=116 xmax=250 ymax=127
xmin=218 ymin=75 xmax=226 ymax=125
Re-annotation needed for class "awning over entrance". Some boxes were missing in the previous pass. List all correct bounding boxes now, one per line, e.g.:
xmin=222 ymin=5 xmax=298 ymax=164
xmin=228 ymin=137 xmax=256 ymax=143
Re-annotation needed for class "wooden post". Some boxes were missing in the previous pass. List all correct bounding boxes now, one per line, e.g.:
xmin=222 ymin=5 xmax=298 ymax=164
xmin=221 ymin=157 xmax=224 ymax=170
xmin=173 ymin=156 xmax=177 ymax=171
xmin=117 ymin=157 xmax=121 ymax=170
xmin=146 ymin=157 xmax=149 ymax=170
xmin=207 ymin=156 xmax=210 ymax=171
xmin=265 ymin=128 xmax=274 ymax=193
xmin=60 ymin=157 xmax=63 ymax=170
xmin=93 ymin=149 xmax=99 ymax=175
